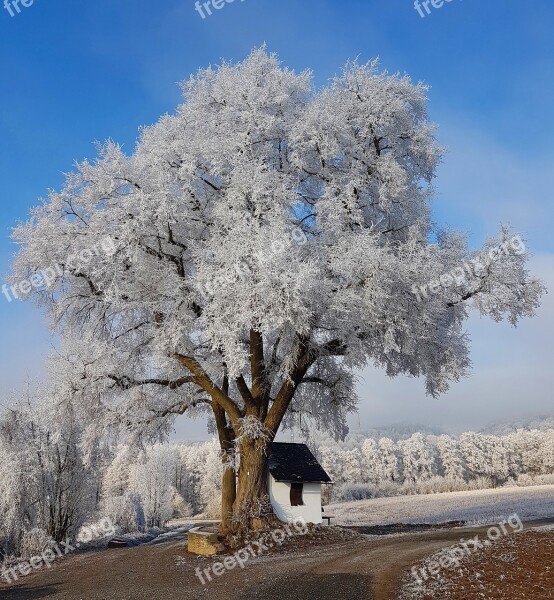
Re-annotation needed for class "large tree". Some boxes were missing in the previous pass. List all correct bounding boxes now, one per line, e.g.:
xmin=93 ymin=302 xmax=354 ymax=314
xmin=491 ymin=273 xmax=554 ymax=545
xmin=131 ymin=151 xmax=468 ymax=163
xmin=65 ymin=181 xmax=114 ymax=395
xmin=10 ymin=48 xmax=544 ymax=536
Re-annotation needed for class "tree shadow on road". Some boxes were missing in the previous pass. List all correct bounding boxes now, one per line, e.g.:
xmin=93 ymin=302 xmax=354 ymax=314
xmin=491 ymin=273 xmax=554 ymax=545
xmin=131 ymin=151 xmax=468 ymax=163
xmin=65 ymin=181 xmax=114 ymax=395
xmin=238 ymin=573 xmax=374 ymax=600
xmin=0 ymin=584 xmax=59 ymax=599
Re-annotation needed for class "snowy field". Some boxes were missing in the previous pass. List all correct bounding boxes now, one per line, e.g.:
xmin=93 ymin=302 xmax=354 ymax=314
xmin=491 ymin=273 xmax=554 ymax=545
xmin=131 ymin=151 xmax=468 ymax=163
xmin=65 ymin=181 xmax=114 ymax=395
xmin=327 ymin=484 xmax=554 ymax=526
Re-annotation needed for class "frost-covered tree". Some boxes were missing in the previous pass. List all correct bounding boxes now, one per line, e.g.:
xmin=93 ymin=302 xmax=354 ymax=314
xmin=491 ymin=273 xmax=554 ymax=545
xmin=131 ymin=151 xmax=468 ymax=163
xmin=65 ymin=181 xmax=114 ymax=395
xmin=102 ymin=442 xmax=197 ymax=532
xmin=317 ymin=445 xmax=344 ymax=485
xmin=376 ymin=437 xmax=402 ymax=483
xmin=0 ymin=436 xmax=25 ymax=557
xmin=436 ymin=434 xmax=466 ymax=480
xmin=488 ymin=436 xmax=512 ymax=484
xmin=103 ymin=444 xmax=135 ymax=498
xmin=459 ymin=432 xmax=512 ymax=485
xmin=341 ymin=448 xmax=364 ymax=482
xmin=178 ymin=440 xmax=223 ymax=517
xmin=501 ymin=432 xmax=524 ymax=480
xmin=511 ymin=429 xmax=546 ymax=476
xmin=400 ymin=433 xmax=437 ymax=483
xmin=538 ymin=433 xmax=554 ymax=474
xmin=361 ymin=438 xmax=381 ymax=484
xmin=129 ymin=444 xmax=179 ymax=528
xmin=0 ymin=383 xmax=100 ymax=551
xmin=459 ymin=432 xmax=487 ymax=481
xmin=10 ymin=48 xmax=544 ymax=536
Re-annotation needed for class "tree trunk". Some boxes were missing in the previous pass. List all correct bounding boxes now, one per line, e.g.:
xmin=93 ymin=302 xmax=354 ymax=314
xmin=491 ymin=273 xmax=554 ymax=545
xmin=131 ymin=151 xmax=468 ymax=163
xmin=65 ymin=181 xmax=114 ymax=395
xmin=229 ymin=439 xmax=279 ymax=537
xmin=220 ymin=465 xmax=236 ymax=534
xmin=212 ymin=403 xmax=238 ymax=535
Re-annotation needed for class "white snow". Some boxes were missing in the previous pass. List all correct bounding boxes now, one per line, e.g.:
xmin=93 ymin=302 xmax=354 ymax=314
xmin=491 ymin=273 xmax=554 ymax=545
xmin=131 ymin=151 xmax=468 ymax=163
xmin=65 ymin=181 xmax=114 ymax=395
xmin=108 ymin=524 xmax=194 ymax=548
xmin=327 ymin=484 xmax=554 ymax=526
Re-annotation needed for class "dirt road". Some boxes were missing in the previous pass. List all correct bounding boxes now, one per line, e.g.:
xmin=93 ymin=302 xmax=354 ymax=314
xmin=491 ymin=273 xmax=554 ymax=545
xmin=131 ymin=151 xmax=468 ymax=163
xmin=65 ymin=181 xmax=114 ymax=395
xmin=1 ymin=520 xmax=552 ymax=600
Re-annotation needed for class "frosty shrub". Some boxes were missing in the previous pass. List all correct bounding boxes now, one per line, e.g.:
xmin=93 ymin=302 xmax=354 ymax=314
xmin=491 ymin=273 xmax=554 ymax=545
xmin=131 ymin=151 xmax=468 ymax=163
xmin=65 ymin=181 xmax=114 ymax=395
xmin=465 ymin=476 xmax=494 ymax=491
xmin=19 ymin=529 xmax=52 ymax=560
xmin=406 ymin=476 xmax=469 ymax=495
xmin=375 ymin=481 xmax=403 ymax=497
xmin=334 ymin=477 xmax=471 ymax=501
xmin=508 ymin=473 xmax=554 ymax=487
xmin=334 ymin=483 xmax=380 ymax=502
xmin=203 ymin=495 xmax=222 ymax=519
xmin=103 ymin=493 xmax=145 ymax=534
xmin=171 ymin=489 xmax=193 ymax=519
xmin=530 ymin=474 xmax=554 ymax=486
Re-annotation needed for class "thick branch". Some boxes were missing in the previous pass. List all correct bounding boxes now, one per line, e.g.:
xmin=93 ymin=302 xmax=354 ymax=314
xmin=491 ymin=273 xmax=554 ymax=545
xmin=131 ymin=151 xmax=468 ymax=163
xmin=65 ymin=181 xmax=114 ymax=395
xmin=249 ymin=329 xmax=267 ymax=403
xmin=447 ymin=287 xmax=483 ymax=308
xmin=323 ymin=338 xmax=348 ymax=356
xmin=174 ymin=354 xmax=243 ymax=424
xmin=107 ymin=374 xmax=196 ymax=390
xmin=148 ymin=398 xmax=209 ymax=419
xmin=212 ymin=403 xmax=235 ymax=453
xmin=264 ymin=336 xmax=316 ymax=435
xmin=235 ymin=375 xmax=256 ymax=409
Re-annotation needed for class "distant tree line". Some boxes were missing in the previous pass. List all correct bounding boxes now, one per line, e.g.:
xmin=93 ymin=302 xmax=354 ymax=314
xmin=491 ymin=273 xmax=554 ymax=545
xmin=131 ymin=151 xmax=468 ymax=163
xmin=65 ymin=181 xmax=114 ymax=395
xmin=2 ymin=388 xmax=554 ymax=564
xmin=315 ymin=430 xmax=554 ymax=502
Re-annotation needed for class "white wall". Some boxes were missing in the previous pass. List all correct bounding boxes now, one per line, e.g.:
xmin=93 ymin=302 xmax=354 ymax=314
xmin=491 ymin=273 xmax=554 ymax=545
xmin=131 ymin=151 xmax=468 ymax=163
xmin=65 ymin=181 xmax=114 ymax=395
xmin=268 ymin=475 xmax=323 ymax=524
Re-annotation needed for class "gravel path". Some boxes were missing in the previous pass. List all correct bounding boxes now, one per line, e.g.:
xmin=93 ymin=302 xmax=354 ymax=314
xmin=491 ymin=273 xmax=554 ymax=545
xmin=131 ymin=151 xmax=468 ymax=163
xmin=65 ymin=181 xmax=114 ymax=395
xmin=1 ymin=520 xmax=553 ymax=600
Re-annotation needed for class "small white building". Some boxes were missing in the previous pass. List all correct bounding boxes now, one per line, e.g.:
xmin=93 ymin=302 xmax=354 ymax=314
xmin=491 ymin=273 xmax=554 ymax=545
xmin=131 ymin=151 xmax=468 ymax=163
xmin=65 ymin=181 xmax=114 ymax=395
xmin=267 ymin=442 xmax=332 ymax=525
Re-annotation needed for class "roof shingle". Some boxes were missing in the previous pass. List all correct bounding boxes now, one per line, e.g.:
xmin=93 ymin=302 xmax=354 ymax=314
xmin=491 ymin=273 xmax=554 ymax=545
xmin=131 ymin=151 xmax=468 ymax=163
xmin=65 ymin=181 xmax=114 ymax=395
xmin=268 ymin=442 xmax=332 ymax=483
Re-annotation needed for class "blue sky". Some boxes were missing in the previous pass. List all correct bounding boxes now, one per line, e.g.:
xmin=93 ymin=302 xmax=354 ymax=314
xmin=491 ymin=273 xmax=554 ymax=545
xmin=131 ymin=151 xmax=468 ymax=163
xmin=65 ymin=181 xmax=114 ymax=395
xmin=1 ymin=0 xmax=553 ymax=437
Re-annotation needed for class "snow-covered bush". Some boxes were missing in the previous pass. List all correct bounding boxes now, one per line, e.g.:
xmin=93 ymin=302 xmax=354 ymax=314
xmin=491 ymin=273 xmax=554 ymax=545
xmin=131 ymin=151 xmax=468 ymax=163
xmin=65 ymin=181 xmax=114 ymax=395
xmin=171 ymin=489 xmax=193 ymax=519
xmin=464 ymin=476 xmax=494 ymax=491
xmin=403 ymin=476 xmax=469 ymax=495
xmin=334 ymin=483 xmax=380 ymax=502
xmin=507 ymin=473 xmax=554 ymax=487
xmin=102 ymin=493 xmax=145 ymax=533
xmin=19 ymin=529 xmax=52 ymax=560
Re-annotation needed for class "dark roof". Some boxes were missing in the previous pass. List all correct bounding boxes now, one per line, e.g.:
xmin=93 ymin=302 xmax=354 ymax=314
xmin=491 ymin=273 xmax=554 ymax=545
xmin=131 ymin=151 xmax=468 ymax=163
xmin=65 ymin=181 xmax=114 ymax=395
xmin=268 ymin=442 xmax=332 ymax=483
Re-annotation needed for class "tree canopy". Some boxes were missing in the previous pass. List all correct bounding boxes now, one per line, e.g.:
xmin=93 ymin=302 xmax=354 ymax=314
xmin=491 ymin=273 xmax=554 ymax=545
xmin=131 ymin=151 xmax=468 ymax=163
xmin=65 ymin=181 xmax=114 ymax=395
xmin=10 ymin=48 xmax=544 ymax=532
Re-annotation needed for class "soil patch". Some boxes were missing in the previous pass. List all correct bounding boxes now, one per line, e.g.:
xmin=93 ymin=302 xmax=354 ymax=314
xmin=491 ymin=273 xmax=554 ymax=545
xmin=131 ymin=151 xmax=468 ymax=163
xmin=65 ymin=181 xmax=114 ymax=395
xmin=348 ymin=521 xmax=466 ymax=536
xmin=399 ymin=530 xmax=554 ymax=599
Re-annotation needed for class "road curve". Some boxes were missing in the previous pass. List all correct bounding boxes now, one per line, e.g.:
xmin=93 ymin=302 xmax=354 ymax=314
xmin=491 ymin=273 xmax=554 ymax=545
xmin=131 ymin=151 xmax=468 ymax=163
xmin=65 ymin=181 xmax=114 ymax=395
xmin=1 ymin=519 xmax=552 ymax=600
